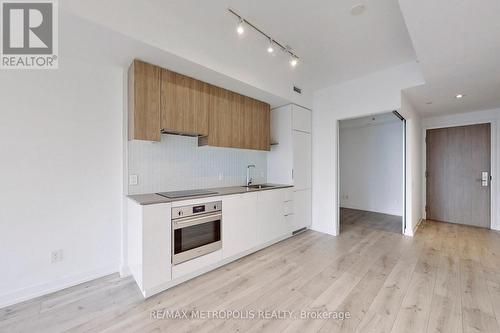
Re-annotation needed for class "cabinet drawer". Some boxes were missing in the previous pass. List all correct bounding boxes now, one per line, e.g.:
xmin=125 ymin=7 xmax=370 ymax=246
xmin=284 ymin=200 xmax=294 ymax=216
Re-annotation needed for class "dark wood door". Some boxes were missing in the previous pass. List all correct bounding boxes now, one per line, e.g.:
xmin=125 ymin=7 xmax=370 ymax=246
xmin=426 ymin=123 xmax=491 ymax=227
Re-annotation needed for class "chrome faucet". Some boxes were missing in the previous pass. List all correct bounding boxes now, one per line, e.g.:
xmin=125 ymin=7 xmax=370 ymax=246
xmin=246 ymin=165 xmax=256 ymax=186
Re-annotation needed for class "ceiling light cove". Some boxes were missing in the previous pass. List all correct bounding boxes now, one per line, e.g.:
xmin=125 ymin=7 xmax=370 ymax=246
xmin=228 ymin=8 xmax=300 ymax=67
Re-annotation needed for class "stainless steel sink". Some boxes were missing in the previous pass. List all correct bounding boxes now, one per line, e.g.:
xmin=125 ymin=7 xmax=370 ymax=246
xmin=242 ymin=184 xmax=276 ymax=190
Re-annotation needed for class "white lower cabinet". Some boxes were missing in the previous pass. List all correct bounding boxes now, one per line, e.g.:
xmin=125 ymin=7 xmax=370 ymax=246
xmin=257 ymin=189 xmax=291 ymax=244
xmin=293 ymin=189 xmax=312 ymax=231
xmin=127 ymin=199 xmax=172 ymax=297
xmin=222 ymin=193 xmax=258 ymax=259
xmin=128 ymin=187 xmax=295 ymax=299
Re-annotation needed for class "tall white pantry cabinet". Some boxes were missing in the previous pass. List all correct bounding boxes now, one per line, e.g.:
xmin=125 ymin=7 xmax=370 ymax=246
xmin=267 ymin=104 xmax=312 ymax=231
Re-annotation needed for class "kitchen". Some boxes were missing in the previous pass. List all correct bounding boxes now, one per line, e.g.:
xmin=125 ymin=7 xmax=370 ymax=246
xmin=126 ymin=60 xmax=312 ymax=296
xmin=3 ymin=1 xmax=500 ymax=332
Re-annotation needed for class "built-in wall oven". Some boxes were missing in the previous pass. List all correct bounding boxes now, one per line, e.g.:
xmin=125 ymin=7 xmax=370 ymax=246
xmin=171 ymin=201 xmax=222 ymax=265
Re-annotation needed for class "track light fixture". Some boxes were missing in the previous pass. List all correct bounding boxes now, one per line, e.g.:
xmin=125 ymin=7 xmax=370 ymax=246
xmin=236 ymin=18 xmax=244 ymax=35
xmin=267 ymin=39 xmax=274 ymax=53
xmin=228 ymin=8 xmax=300 ymax=67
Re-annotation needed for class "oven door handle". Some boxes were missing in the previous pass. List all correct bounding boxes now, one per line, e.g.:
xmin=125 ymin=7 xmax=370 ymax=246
xmin=173 ymin=212 xmax=222 ymax=229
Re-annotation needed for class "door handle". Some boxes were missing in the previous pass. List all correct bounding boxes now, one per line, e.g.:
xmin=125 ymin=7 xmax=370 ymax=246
xmin=480 ymin=171 xmax=489 ymax=187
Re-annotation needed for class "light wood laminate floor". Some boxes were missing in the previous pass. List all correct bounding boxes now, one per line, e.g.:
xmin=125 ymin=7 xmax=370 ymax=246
xmin=2 ymin=220 xmax=500 ymax=333
xmin=341 ymin=208 xmax=403 ymax=234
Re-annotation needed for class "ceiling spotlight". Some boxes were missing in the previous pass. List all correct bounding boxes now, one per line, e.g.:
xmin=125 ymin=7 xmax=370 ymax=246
xmin=455 ymin=94 xmax=465 ymax=99
xmin=228 ymin=8 xmax=301 ymax=69
xmin=236 ymin=19 xmax=244 ymax=35
xmin=267 ymin=39 xmax=274 ymax=53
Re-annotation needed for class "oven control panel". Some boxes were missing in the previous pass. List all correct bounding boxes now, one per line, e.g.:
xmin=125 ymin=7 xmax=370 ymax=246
xmin=172 ymin=201 xmax=222 ymax=219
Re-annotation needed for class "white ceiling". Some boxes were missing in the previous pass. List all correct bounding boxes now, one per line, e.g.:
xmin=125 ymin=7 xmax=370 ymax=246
xmin=63 ymin=0 xmax=500 ymax=117
xmin=400 ymin=0 xmax=500 ymax=116
xmin=63 ymin=0 xmax=416 ymax=106
xmin=340 ymin=112 xmax=401 ymax=129
xmin=58 ymin=12 xmax=291 ymax=108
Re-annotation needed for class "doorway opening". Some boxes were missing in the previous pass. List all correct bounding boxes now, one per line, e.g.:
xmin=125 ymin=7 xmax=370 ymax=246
xmin=338 ymin=111 xmax=406 ymax=234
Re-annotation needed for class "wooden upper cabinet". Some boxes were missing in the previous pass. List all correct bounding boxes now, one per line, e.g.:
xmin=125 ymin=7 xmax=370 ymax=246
xmin=259 ymin=101 xmax=271 ymax=150
xmin=205 ymin=85 xmax=232 ymax=147
xmin=201 ymin=88 xmax=270 ymax=151
xmin=230 ymin=93 xmax=245 ymax=149
xmin=128 ymin=59 xmax=270 ymax=149
xmin=128 ymin=60 xmax=161 ymax=141
xmin=160 ymin=69 xmax=209 ymax=136
xmin=246 ymin=98 xmax=270 ymax=151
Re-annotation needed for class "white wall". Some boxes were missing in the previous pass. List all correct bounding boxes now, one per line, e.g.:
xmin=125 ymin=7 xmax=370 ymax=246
xmin=0 ymin=59 xmax=124 ymax=307
xmin=401 ymin=92 xmax=423 ymax=235
xmin=422 ymin=108 xmax=500 ymax=231
xmin=128 ymin=135 xmax=267 ymax=195
xmin=312 ymin=62 xmax=425 ymax=235
xmin=339 ymin=118 xmax=404 ymax=216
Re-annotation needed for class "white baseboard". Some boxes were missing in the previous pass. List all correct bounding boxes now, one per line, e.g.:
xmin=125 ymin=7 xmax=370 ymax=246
xmin=309 ymin=225 xmax=336 ymax=236
xmin=404 ymin=218 xmax=423 ymax=237
xmin=119 ymin=264 xmax=131 ymax=278
xmin=141 ymin=233 xmax=294 ymax=298
xmin=0 ymin=265 xmax=118 ymax=309
xmin=339 ymin=205 xmax=402 ymax=217
xmin=491 ymin=220 xmax=500 ymax=231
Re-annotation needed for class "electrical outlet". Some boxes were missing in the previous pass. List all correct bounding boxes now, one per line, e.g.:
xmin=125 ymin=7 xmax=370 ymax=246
xmin=129 ymin=174 xmax=138 ymax=186
xmin=51 ymin=249 xmax=64 ymax=263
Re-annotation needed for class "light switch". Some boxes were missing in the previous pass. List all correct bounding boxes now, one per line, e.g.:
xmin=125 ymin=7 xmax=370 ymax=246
xmin=129 ymin=174 xmax=138 ymax=186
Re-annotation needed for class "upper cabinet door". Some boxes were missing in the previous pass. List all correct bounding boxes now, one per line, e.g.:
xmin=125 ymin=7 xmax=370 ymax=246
xmin=293 ymin=130 xmax=312 ymax=190
xmin=230 ymin=93 xmax=245 ymax=149
xmin=128 ymin=60 xmax=161 ymax=141
xmin=203 ymin=90 xmax=270 ymax=151
xmin=128 ymin=59 xmax=271 ymax=149
xmin=160 ymin=69 xmax=209 ymax=136
xmin=246 ymin=98 xmax=270 ymax=151
xmin=257 ymin=101 xmax=271 ymax=151
xmin=292 ymin=105 xmax=312 ymax=133
xmin=242 ymin=97 xmax=255 ymax=149
xmin=207 ymin=86 xmax=232 ymax=148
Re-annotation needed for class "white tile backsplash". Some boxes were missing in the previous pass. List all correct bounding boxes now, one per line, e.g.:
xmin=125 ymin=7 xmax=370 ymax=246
xmin=128 ymin=134 xmax=267 ymax=194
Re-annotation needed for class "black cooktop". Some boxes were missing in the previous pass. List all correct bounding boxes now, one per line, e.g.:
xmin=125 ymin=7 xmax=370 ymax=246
xmin=156 ymin=189 xmax=218 ymax=199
